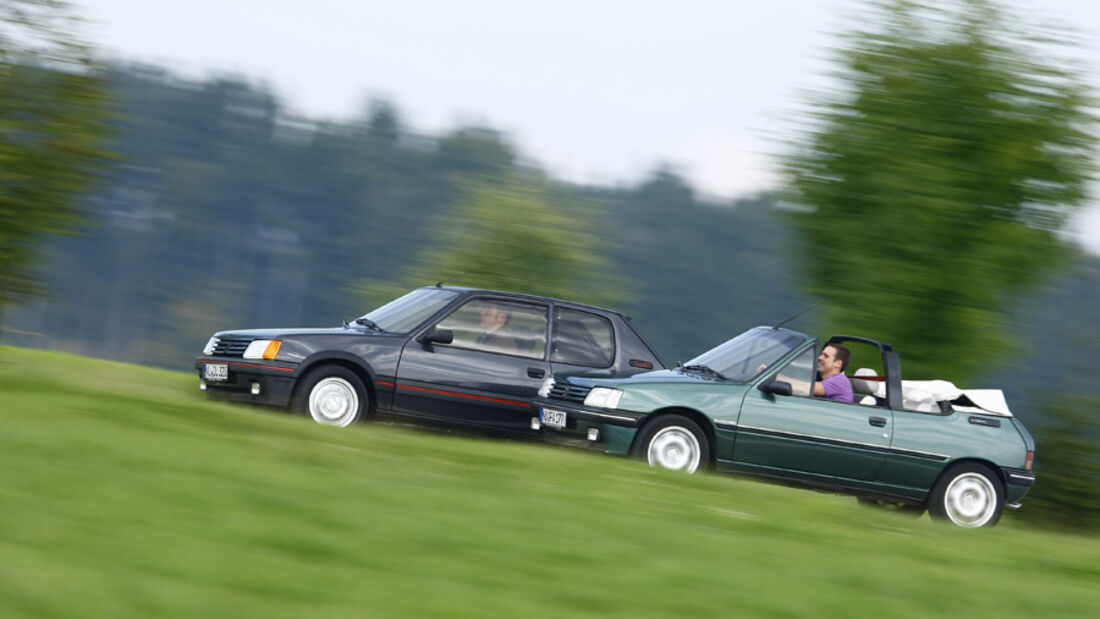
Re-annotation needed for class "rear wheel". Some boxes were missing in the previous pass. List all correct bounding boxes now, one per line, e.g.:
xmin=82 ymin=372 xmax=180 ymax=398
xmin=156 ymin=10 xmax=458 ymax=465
xmin=295 ymin=367 xmax=369 ymax=427
xmin=928 ymin=463 xmax=1004 ymax=528
xmin=632 ymin=415 xmax=710 ymax=474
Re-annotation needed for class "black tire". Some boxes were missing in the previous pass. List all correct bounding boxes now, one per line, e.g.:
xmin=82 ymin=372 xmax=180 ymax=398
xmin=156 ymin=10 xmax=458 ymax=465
xmin=294 ymin=366 xmax=369 ymax=427
xmin=857 ymin=497 xmax=926 ymax=518
xmin=927 ymin=462 xmax=1004 ymax=528
xmin=631 ymin=414 xmax=711 ymax=474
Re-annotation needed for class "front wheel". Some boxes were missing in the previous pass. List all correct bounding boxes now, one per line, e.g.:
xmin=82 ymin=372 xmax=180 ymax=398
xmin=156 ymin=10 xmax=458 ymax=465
xmin=632 ymin=415 xmax=710 ymax=473
xmin=928 ymin=463 xmax=1004 ymax=528
xmin=295 ymin=367 xmax=369 ymax=427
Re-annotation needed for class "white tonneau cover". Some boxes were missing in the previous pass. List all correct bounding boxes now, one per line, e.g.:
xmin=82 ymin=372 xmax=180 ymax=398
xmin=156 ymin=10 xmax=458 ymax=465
xmin=854 ymin=370 xmax=1013 ymax=417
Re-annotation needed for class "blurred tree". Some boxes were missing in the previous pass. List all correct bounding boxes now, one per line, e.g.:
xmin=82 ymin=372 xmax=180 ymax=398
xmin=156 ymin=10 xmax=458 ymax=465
xmin=1013 ymin=394 xmax=1100 ymax=532
xmin=0 ymin=0 xmax=113 ymax=323
xmin=783 ymin=0 xmax=1097 ymax=381
xmin=357 ymin=171 xmax=625 ymax=311
xmin=365 ymin=99 xmax=400 ymax=145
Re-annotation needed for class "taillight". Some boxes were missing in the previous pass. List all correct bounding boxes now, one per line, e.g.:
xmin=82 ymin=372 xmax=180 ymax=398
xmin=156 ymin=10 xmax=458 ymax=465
xmin=1025 ymin=450 xmax=1034 ymax=471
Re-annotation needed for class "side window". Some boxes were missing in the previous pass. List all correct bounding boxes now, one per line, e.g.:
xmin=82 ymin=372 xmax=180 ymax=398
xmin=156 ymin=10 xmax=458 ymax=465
xmin=772 ymin=347 xmax=816 ymax=398
xmin=436 ymin=299 xmax=547 ymax=359
xmin=550 ymin=308 xmax=615 ymax=368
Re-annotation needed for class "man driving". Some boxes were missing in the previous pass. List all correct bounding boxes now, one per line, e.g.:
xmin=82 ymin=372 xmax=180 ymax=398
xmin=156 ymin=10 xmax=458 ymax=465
xmin=475 ymin=302 xmax=517 ymax=351
xmin=814 ymin=343 xmax=854 ymax=403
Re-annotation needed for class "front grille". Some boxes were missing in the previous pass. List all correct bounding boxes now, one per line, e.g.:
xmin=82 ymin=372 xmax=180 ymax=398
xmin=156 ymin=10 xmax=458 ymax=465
xmin=548 ymin=382 xmax=592 ymax=404
xmin=210 ymin=336 xmax=254 ymax=357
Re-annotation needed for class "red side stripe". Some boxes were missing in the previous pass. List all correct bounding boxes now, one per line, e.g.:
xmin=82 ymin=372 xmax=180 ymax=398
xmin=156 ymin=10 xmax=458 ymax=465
xmin=376 ymin=381 xmax=394 ymax=387
xmin=223 ymin=361 xmax=296 ymax=372
xmin=397 ymin=384 xmax=528 ymax=407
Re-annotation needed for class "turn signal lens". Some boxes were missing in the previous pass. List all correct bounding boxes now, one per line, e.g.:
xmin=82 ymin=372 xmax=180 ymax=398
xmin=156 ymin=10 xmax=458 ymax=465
xmin=243 ymin=339 xmax=282 ymax=360
xmin=1025 ymin=450 xmax=1034 ymax=471
xmin=263 ymin=340 xmax=282 ymax=360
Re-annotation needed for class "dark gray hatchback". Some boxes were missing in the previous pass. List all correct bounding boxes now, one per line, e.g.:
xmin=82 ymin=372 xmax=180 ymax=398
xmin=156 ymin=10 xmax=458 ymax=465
xmin=195 ymin=286 xmax=665 ymax=434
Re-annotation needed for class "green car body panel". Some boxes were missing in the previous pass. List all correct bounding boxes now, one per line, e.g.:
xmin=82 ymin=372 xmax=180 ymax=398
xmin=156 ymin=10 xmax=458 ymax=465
xmin=536 ymin=327 xmax=1035 ymax=514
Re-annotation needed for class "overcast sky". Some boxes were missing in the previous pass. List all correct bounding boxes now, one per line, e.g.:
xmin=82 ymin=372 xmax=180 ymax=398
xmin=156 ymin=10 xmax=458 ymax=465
xmin=74 ymin=0 xmax=1100 ymax=253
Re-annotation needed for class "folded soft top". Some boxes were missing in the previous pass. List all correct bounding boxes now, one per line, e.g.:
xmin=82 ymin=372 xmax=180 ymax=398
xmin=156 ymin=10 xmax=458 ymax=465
xmin=853 ymin=369 xmax=1013 ymax=416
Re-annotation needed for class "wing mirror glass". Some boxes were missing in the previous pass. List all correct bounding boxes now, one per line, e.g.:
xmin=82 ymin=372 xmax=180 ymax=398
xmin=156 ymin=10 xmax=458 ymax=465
xmin=418 ymin=328 xmax=453 ymax=345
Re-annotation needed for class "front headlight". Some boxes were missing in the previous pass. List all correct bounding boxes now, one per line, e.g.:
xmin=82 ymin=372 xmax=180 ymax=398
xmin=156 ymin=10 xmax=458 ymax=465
xmin=537 ymin=377 xmax=555 ymax=398
xmin=243 ymin=339 xmax=282 ymax=360
xmin=203 ymin=336 xmax=217 ymax=355
xmin=584 ymin=387 xmax=623 ymax=409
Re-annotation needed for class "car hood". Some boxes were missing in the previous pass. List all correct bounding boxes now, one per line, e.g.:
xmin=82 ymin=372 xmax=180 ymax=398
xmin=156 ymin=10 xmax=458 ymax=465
xmin=565 ymin=368 xmax=729 ymax=389
xmin=214 ymin=327 xmax=377 ymax=339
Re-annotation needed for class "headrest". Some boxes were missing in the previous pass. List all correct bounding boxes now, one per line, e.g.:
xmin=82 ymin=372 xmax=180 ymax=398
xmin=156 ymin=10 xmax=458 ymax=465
xmin=852 ymin=367 xmax=883 ymax=396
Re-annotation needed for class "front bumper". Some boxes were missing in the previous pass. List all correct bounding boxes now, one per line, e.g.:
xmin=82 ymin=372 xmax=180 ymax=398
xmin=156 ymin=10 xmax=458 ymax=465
xmin=532 ymin=398 xmax=646 ymax=456
xmin=194 ymin=357 xmax=300 ymax=407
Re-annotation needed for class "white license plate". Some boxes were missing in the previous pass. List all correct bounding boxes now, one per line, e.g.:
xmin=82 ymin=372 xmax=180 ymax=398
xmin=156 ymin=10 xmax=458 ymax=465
xmin=540 ymin=407 xmax=567 ymax=429
xmin=204 ymin=363 xmax=228 ymax=382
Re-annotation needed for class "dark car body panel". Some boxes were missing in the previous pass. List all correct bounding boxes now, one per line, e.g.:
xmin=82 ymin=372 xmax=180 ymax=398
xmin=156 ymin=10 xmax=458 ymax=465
xmin=197 ymin=287 xmax=665 ymax=434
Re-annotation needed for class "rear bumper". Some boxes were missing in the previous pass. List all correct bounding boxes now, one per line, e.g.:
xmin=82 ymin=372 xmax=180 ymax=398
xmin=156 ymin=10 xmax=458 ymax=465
xmin=195 ymin=357 xmax=300 ymax=407
xmin=1002 ymin=467 xmax=1036 ymax=505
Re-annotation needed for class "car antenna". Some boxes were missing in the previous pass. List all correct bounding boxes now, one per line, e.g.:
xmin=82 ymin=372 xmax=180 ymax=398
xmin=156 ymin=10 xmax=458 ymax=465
xmin=773 ymin=303 xmax=821 ymax=330
xmin=434 ymin=251 xmax=538 ymax=287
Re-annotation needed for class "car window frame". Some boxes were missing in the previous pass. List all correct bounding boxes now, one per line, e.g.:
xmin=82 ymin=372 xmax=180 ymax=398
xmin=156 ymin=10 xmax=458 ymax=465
xmin=432 ymin=296 xmax=550 ymax=361
xmin=548 ymin=305 xmax=617 ymax=369
xmin=769 ymin=345 xmax=817 ymax=398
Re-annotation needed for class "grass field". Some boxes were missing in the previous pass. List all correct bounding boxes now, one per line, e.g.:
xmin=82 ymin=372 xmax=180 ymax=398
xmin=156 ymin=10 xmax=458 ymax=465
xmin=2 ymin=346 xmax=1098 ymax=618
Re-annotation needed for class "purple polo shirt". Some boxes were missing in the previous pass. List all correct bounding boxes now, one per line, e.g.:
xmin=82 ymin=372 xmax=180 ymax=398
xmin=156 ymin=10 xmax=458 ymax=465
xmin=820 ymin=373 xmax=854 ymax=403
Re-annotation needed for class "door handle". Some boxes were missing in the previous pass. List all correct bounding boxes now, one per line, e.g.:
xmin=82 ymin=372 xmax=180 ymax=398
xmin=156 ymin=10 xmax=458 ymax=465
xmin=869 ymin=416 xmax=888 ymax=428
xmin=527 ymin=367 xmax=546 ymax=378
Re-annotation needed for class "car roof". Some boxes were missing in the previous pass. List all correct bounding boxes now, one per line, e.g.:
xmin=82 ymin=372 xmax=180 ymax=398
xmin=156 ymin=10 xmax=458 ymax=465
xmin=425 ymin=285 xmax=629 ymax=319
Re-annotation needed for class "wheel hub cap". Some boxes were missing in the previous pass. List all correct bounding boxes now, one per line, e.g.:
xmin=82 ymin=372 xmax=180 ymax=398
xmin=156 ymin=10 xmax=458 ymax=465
xmin=309 ymin=377 xmax=358 ymax=426
xmin=647 ymin=426 xmax=701 ymax=473
xmin=944 ymin=473 xmax=996 ymax=527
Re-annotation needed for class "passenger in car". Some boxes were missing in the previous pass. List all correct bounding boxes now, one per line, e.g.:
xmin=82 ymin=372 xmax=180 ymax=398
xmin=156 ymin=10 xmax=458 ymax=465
xmin=476 ymin=302 xmax=518 ymax=351
xmin=814 ymin=343 xmax=854 ymax=403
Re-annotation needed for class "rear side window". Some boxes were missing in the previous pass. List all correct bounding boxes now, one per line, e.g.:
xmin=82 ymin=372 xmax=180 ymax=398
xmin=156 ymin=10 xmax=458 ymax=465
xmin=550 ymin=308 xmax=615 ymax=367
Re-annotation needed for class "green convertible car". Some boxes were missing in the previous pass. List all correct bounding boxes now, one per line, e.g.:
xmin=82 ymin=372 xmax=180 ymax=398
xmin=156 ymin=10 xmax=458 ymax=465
xmin=533 ymin=326 xmax=1035 ymax=528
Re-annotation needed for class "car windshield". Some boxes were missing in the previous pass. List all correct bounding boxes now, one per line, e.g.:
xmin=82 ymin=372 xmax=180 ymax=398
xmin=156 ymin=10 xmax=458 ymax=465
xmin=358 ymin=288 xmax=460 ymax=334
xmin=684 ymin=327 xmax=809 ymax=383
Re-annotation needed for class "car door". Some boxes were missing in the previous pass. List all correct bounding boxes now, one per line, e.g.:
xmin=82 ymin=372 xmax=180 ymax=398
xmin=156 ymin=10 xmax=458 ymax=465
xmin=732 ymin=344 xmax=893 ymax=482
xmin=393 ymin=297 xmax=551 ymax=431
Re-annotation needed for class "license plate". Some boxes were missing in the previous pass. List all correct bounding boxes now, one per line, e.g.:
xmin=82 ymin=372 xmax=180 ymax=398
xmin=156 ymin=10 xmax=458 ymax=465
xmin=204 ymin=363 xmax=228 ymax=382
xmin=540 ymin=407 xmax=567 ymax=429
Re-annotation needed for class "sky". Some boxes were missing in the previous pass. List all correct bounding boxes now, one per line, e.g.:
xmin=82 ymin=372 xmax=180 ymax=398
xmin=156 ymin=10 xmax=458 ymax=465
xmin=74 ymin=0 xmax=1100 ymax=253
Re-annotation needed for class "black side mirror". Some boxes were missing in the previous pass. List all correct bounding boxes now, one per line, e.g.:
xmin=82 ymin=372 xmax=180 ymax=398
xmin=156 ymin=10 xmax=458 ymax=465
xmin=417 ymin=328 xmax=453 ymax=345
xmin=758 ymin=379 xmax=793 ymax=397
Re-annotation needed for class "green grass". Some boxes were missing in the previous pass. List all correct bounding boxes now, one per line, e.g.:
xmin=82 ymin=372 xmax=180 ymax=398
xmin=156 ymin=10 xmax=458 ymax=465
xmin=2 ymin=346 xmax=1098 ymax=618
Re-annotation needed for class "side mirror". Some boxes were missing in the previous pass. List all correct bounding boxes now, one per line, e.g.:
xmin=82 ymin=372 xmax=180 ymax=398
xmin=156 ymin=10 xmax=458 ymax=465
xmin=417 ymin=328 xmax=453 ymax=345
xmin=758 ymin=379 xmax=792 ymax=397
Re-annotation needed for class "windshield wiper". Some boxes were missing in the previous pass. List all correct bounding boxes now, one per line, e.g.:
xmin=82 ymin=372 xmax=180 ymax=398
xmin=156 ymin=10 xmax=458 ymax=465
xmin=680 ymin=364 xmax=728 ymax=381
xmin=353 ymin=317 xmax=385 ymax=332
